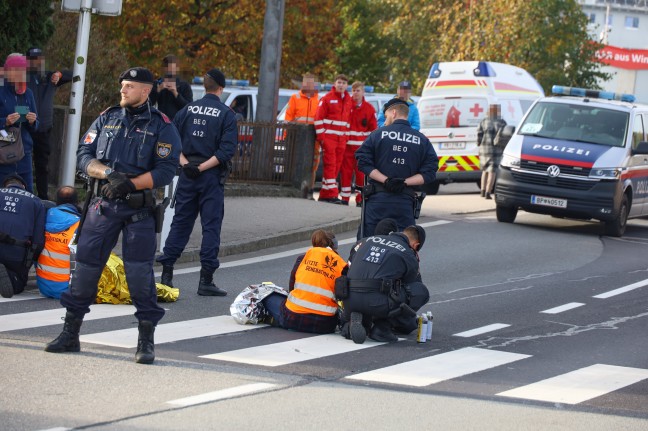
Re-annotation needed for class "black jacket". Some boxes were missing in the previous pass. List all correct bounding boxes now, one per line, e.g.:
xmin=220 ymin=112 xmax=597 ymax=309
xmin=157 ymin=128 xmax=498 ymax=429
xmin=27 ymin=70 xmax=72 ymax=131
xmin=150 ymin=77 xmax=193 ymax=119
xmin=346 ymin=232 xmax=419 ymax=284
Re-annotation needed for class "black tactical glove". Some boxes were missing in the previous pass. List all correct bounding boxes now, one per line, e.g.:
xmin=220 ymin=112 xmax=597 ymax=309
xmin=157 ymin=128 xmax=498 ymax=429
xmin=182 ymin=162 xmax=202 ymax=179
xmin=102 ymin=171 xmax=135 ymax=199
xmin=384 ymin=177 xmax=406 ymax=193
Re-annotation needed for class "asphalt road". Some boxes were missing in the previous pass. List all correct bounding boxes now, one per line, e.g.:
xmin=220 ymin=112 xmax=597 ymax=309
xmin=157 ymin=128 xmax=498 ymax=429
xmin=2 ymin=184 xmax=648 ymax=430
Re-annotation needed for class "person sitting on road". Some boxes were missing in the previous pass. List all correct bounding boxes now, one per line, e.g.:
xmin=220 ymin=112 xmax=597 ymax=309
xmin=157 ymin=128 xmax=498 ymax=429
xmin=340 ymin=225 xmax=429 ymax=344
xmin=0 ymin=174 xmax=46 ymax=298
xmin=262 ymin=229 xmax=345 ymax=333
xmin=36 ymin=186 xmax=81 ymax=299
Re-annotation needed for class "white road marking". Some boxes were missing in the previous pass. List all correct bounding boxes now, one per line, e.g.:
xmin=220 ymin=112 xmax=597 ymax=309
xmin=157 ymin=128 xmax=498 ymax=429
xmin=166 ymin=383 xmax=278 ymax=407
xmin=0 ymin=304 xmax=136 ymax=332
xmin=0 ymin=293 xmax=44 ymax=303
xmin=453 ymin=323 xmax=510 ymax=338
xmin=346 ymin=347 xmax=530 ymax=387
xmin=80 ymin=316 xmax=265 ymax=348
xmin=35 ymin=428 xmax=71 ymax=431
xmin=201 ymin=333 xmax=390 ymax=366
xmin=540 ymin=302 xmax=585 ymax=314
xmin=593 ymin=278 xmax=648 ymax=299
xmin=498 ymin=364 xmax=648 ymax=404
xmin=156 ymin=219 xmax=454 ymax=276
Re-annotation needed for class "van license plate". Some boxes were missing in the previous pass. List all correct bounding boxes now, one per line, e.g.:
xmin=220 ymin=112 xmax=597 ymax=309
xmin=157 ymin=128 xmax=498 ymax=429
xmin=440 ymin=142 xmax=466 ymax=150
xmin=531 ymin=195 xmax=567 ymax=208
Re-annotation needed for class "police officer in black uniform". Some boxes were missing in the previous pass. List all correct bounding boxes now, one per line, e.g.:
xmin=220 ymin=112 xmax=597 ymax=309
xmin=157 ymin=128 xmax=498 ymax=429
xmin=341 ymin=225 xmax=429 ymax=344
xmin=355 ymin=98 xmax=438 ymax=238
xmin=0 ymin=174 xmax=45 ymax=298
xmin=45 ymin=67 xmax=181 ymax=364
xmin=157 ymin=69 xmax=237 ymax=296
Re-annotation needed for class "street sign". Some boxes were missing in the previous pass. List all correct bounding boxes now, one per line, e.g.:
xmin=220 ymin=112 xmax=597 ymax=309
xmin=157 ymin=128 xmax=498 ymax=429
xmin=62 ymin=0 xmax=122 ymax=16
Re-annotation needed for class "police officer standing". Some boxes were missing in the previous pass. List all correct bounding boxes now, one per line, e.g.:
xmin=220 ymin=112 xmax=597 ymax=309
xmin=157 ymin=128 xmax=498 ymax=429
xmin=0 ymin=174 xmax=45 ymax=298
xmin=45 ymin=67 xmax=181 ymax=364
xmin=157 ymin=69 xmax=237 ymax=296
xmin=341 ymin=225 xmax=429 ymax=344
xmin=355 ymin=98 xmax=438 ymax=237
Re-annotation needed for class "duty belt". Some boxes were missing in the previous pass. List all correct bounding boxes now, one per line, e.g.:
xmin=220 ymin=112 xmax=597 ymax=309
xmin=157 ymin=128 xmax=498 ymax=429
xmin=364 ymin=183 xmax=417 ymax=199
xmin=348 ymin=279 xmax=402 ymax=295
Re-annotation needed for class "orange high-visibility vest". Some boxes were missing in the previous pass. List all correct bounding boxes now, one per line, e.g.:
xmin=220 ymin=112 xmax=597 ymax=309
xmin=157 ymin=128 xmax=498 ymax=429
xmin=285 ymin=247 xmax=344 ymax=316
xmin=36 ymin=221 xmax=79 ymax=283
xmin=285 ymin=90 xmax=319 ymax=124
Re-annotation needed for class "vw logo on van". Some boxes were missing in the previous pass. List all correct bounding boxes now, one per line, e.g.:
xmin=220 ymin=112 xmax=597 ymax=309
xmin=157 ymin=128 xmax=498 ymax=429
xmin=448 ymin=132 xmax=454 ymax=139
xmin=547 ymin=165 xmax=561 ymax=177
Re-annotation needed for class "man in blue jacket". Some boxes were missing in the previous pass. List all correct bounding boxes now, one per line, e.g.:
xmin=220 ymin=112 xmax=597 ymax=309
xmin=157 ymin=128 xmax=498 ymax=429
xmin=27 ymin=47 xmax=72 ymax=200
xmin=377 ymin=81 xmax=420 ymax=130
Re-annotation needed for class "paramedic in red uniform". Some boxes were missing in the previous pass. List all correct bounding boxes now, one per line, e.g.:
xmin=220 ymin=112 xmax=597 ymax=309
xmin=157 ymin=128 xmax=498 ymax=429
xmin=314 ymin=74 xmax=352 ymax=204
xmin=340 ymin=81 xmax=377 ymax=206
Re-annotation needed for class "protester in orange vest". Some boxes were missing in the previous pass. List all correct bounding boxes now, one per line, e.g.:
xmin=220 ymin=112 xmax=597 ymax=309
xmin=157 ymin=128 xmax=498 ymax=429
xmin=314 ymin=74 xmax=352 ymax=204
xmin=285 ymin=73 xmax=319 ymax=199
xmin=340 ymin=81 xmax=377 ymax=206
xmin=36 ymin=186 xmax=80 ymax=299
xmin=262 ymin=229 xmax=345 ymax=333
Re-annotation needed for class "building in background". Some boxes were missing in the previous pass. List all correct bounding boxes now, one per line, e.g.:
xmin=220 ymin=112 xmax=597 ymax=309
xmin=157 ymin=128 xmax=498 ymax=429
xmin=579 ymin=0 xmax=648 ymax=101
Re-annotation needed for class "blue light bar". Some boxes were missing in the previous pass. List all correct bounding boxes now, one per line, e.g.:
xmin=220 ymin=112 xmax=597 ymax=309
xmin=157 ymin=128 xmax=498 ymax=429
xmin=473 ymin=61 xmax=496 ymax=77
xmin=552 ymin=85 xmax=635 ymax=103
xmin=428 ymin=63 xmax=441 ymax=78
xmin=225 ymin=79 xmax=250 ymax=87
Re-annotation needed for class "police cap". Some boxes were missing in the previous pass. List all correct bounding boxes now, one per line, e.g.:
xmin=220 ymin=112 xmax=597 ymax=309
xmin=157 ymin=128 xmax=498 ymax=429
xmin=2 ymin=173 xmax=27 ymax=188
xmin=119 ymin=67 xmax=154 ymax=85
xmin=206 ymin=68 xmax=226 ymax=88
xmin=414 ymin=225 xmax=426 ymax=250
xmin=382 ymin=97 xmax=408 ymax=113
xmin=399 ymin=80 xmax=412 ymax=89
xmin=375 ymin=218 xmax=398 ymax=235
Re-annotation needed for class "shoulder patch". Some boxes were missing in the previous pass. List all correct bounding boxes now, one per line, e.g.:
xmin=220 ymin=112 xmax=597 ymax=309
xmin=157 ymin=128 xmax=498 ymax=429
xmin=159 ymin=112 xmax=172 ymax=124
xmin=156 ymin=142 xmax=172 ymax=158
xmin=100 ymin=105 xmax=120 ymax=116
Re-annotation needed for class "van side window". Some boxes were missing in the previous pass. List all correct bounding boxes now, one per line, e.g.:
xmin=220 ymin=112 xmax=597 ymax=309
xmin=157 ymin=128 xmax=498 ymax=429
xmin=632 ymin=114 xmax=644 ymax=149
xmin=231 ymin=95 xmax=252 ymax=121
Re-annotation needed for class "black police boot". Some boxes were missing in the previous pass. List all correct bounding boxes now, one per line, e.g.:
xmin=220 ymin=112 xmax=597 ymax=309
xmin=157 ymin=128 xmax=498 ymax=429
xmin=160 ymin=265 xmax=174 ymax=287
xmin=0 ymin=264 xmax=13 ymax=299
xmin=45 ymin=312 xmax=83 ymax=353
xmin=135 ymin=320 xmax=155 ymax=364
xmin=369 ymin=320 xmax=398 ymax=343
xmin=349 ymin=312 xmax=367 ymax=344
xmin=197 ymin=269 xmax=227 ymax=296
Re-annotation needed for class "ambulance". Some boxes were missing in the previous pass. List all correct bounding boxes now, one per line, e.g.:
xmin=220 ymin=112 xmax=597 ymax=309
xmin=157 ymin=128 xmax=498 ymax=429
xmin=417 ymin=61 xmax=544 ymax=194
xmin=495 ymin=86 xmax=648 ymax=237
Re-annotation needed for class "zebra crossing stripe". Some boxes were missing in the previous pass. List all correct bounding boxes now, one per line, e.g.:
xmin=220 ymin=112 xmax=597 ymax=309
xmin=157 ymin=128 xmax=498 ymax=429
xmin=453 ymin=323 xmax=510 ymax=338
xmin=0 ymin=293 xmax=43 ymax=303
xmin=166 ymin=383 xmax=278 ymax=407
xmin=345 ymin=347 xmax=530 ymax=387
xmin=0 ymin=304 xmax=136 ymax=333
xmin=80 ymin=316 xmax=265 ymax=348
xmin=540 ymin=302 xmax=585 ymax=314
xmin=497 ymin=364 xmax=648 ymax=404
xmin=201 ymin=334 xmax=389 ymax=366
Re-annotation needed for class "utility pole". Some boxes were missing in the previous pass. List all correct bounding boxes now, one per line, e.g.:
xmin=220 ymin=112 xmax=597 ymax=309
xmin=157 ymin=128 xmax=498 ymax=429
xmin=60 ymin=0 xmax=122 ymax=186
xmin=256 ymin=0 xmax=285 ymax=123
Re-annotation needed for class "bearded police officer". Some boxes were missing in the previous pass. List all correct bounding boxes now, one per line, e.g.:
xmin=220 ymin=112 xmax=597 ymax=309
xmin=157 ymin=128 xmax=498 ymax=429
xmin=157 ymin=69 xmax=237 ymax=296
xmin=355 ymin=98 xmax=438 ymax=238
xmin=340 ymin=225 xmax=429 ymax=344
xmin=45 ymin=67 xmax=181 ymax=364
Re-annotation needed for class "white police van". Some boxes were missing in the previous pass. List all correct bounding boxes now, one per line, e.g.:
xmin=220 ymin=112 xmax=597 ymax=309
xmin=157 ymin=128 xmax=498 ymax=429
xmin=190 ymin=78 xmax=297 ymax=121
xmin=495 ymin=85 xmax=648 ymax=236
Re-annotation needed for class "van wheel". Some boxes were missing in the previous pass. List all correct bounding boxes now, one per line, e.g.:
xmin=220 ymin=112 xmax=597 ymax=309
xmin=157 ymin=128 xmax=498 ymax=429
xmin=604 ymin=194 xmax=629 ymax=237
xmin=423 ymin=181 xmax=440 ymax=195
xmin=496 ymin=205 xmax=518 ymax=223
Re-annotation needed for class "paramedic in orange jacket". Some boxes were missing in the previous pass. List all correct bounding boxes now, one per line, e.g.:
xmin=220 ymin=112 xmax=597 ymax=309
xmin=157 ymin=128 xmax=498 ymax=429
xmin=314 ymin=74 xmax=352 ymax=204
xmin=340 ymin=81 xmax=377 ymax=206
xmin=285 ymin=73 xmax=319 ymax=198
xmin=262 ymin=230 xmax=345 ymax=333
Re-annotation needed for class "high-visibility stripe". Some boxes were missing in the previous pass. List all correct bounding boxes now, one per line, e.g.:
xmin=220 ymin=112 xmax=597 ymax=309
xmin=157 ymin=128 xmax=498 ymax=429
xmin=323 ymin=130 xmax=346 ymax=136
xmin=35 ymin=263 xmax=69 ymax=275
xmin=314 ymin=120 xmax=324 ymax=126
xmin=348 ymin=131 xmax=370 ymax=137
xmin=286 ymin=294 xmax=338 ymax=314
xmin=40 ymin=248 xmax=70 ymax=261
xmin=439 ymin=155 xmax=480 ymax=172
xmin=322 ymin=119 xmax=349 ymax=127
xmin=347 ymin=140 xmax=364 ymax=146
xmin=293 ymin=282 xmax=336 ymax=300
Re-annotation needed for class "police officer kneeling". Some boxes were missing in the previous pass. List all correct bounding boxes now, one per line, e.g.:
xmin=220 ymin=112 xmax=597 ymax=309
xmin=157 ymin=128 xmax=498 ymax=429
xmin=340 ymin=225 xmax=429 ymax=344
xmin=44 ymin=67 xmax=181 ymax=364
xmin=0 ymin=174 xmax=46 ymax=298
xmin=355 ymin=98 xmax=438 ymax=238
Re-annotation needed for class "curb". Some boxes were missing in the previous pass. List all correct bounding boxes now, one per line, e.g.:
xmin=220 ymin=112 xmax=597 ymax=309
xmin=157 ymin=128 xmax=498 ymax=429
xmin=158 ymin=217 xmax=360 ymax=267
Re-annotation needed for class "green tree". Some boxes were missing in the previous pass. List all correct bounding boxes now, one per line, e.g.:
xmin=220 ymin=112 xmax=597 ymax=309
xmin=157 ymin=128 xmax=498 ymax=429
xmin=0 ymin=0 xmax=55 ymax=60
